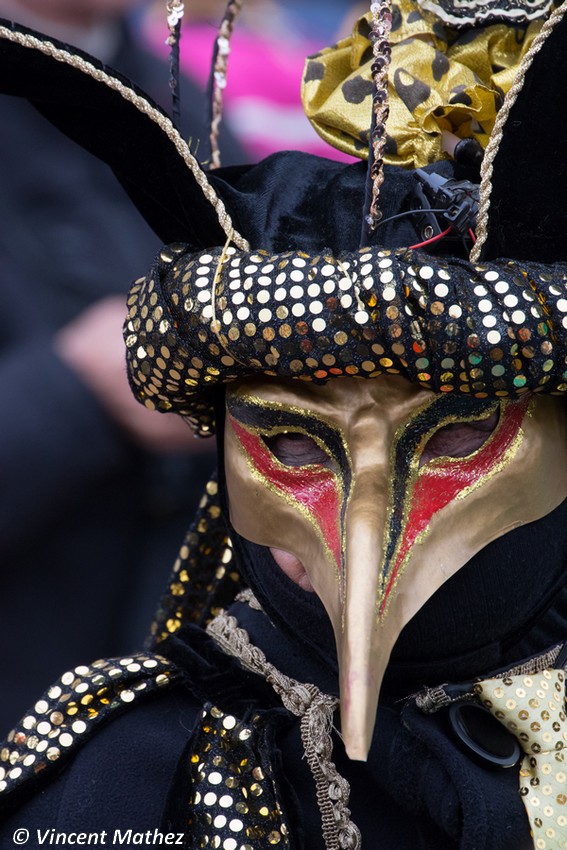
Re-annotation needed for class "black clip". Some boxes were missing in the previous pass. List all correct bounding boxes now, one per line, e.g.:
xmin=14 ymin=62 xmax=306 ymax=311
xmin=411 ymin=169 xmax=479 ymax=244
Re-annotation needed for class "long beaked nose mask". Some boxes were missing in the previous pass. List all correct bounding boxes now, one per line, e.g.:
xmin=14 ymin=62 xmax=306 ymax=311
xmin=224 ymin=376 xmax=567 ymax=760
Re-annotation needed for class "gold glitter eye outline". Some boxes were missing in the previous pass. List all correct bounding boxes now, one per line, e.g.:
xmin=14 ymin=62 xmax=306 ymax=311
xmin=225 ymin=394 xmax=352 ymax=480
xmin=388 ymin=395 xmax=503 ymax=475
xmin=418 ymin=407 xmax=501 ymax=467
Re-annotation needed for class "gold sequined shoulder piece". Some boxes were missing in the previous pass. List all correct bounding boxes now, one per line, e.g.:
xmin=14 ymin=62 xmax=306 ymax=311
xmin=0 ymin=653 xmax=178 ymax=804
xmin=180 ymin=704 xmax=291 ymax=849
xmin=149 ymin=476 xmax=244 ymax=645
xmin=0 ymin=24 xmax=249 ymax=252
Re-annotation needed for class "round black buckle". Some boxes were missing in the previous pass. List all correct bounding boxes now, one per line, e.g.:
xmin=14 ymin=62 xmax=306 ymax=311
xmin=449 ymin=702 xmax=522 ymax=770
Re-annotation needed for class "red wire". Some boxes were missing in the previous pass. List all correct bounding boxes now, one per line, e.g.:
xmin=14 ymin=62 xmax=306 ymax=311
xmin=468 ymin=228 xmax=477 ymax=243
xmin=410 ymin=225 xmax=452 ymax=250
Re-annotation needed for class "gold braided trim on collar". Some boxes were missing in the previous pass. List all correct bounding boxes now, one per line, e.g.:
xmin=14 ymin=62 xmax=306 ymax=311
xmin=471 ymin=0 xmax=567 ymax=261
xmin=207 ymin=596 xmax=362 ymax=850
xmin=0 ymin=24 xmax=250 ymax=252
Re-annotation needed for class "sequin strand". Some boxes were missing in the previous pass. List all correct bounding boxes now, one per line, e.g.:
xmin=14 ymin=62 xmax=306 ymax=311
xmin=209 ymin=0 xmax=244 ymax=169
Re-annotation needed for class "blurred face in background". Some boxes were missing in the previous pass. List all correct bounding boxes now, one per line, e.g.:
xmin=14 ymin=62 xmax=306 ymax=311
xmin=0 ymin=0 xmax=143 ymax=25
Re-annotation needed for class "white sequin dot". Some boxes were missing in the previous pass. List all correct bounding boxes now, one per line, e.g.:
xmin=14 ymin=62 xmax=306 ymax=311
xmin=382 ymin=287 xmax=396 ymax=302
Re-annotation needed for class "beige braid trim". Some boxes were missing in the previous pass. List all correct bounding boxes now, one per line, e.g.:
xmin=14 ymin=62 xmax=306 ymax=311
xmin=207 ymin=605 xmax=362 ymax=850
xmin=0 ymin=25 xmax=250 ymax=252
xmin=416 ymin=642 xmax=563 ymax=713
xmin=470 ymin=2 xmax=567 ymax=261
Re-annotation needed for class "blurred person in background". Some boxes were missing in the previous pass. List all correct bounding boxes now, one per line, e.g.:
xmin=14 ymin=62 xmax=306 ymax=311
xmin=0 ymin=0 xmax=245 ymax=731
xmin=142 ymin=0 xmax=365 ymax=161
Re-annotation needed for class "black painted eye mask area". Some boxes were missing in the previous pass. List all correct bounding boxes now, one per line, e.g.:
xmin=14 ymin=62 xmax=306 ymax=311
xmin=226 ymin=393 xmax=349 ymax=475
xmin=419 ymin=408 xmax=500 ymax=466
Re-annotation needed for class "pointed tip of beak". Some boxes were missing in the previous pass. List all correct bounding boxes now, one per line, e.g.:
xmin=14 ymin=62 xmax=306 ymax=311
xmin=339 ymin=667 xmax=381 ymax=762
xmin=344 ymin=739 xmax=370 ymax=762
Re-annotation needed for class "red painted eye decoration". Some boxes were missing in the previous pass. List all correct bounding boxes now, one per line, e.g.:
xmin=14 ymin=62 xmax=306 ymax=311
xmin=379 ymin=397 xmax=529 ymax=618
xmin=227 ymin=402 xmax=352 ymax=593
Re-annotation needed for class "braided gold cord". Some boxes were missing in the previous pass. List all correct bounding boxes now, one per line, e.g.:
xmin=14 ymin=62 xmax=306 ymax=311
xmin=470 ymin=2 xmax=567 ymax=261
xmin=0 ymin=25 xmax=250 ymax=251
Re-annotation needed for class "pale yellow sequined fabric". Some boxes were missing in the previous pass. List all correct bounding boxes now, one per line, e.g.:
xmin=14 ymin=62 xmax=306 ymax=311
xmin=302 ymin=1 xmax=548 ymax=168
xmin=476 ymin=670 xmax=567 ymax=849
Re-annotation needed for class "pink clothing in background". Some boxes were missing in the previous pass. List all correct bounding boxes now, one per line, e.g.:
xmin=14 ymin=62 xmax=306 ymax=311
xmin=142 ymin=18 xmax=356 ymax=164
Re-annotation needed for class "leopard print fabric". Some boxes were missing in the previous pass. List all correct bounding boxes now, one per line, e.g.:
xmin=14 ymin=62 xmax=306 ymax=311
xmin=302 ymin=0 xmax=554 ymax=168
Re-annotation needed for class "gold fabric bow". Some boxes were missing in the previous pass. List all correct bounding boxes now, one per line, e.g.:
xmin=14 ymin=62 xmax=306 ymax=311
xmin=476 ymin=670 xmax=567 ymax=849
xmin=302 ymin=0 xmax=547 ymax=168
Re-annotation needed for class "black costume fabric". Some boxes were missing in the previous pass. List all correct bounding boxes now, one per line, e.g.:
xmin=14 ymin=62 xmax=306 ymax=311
xmin=0 ymin=17 xmax=245 ymax=731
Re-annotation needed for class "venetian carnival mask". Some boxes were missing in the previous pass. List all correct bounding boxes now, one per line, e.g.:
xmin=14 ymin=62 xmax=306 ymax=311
xmin=224 ymin=376 xmax=567 ymax=759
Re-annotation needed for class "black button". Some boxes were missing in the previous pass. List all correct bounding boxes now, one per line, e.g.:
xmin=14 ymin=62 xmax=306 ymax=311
xmin=449 ymin=702 xmax=522 ymax=769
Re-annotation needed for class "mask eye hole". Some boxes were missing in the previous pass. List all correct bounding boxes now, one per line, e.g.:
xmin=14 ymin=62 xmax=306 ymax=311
xmin=420 ymin=410 xmax=500 ymax=466
xmin=263 ymin=432 xmax=330 ymax=467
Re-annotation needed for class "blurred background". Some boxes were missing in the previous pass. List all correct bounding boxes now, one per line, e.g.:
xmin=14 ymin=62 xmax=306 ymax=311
xmin=0 ymin=0 xmax=364 ymax=731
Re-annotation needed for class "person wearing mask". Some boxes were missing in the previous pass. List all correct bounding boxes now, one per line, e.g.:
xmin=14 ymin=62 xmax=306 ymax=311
xmin=0 ymin=1 xmax=565 ymax=847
